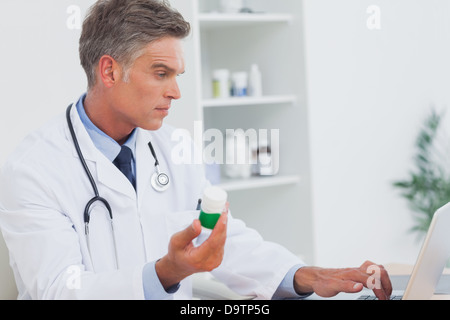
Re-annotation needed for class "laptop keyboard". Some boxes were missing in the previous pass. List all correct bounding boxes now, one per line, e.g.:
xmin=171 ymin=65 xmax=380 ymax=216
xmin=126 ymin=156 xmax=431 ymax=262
xmin=357 ymin=295 xmax=403 ymax=300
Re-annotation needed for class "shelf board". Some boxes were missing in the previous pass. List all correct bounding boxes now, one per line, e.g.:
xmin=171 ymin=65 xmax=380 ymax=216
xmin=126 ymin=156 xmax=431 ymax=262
xmin=198 ymin=13 xmax=294 ymax=28
xmin=202 ymin=95 xmax=297 ymax=108
xmin=216 ymin=174 xmax=301 ymax=192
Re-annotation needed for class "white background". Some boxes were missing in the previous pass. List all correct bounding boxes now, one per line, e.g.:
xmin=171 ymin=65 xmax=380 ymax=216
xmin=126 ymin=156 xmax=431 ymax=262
xmin=304 ymin=0 xmax=450 ymax=267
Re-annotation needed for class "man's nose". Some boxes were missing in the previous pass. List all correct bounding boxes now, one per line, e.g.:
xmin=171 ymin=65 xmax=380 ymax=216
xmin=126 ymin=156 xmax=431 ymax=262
xmin=165 ymin=78 xmax=181 ymax=100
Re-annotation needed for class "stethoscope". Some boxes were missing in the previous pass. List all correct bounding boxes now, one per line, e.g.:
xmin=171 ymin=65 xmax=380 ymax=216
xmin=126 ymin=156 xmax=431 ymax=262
xmin=66 ymin=103 xmax=170 ymax=268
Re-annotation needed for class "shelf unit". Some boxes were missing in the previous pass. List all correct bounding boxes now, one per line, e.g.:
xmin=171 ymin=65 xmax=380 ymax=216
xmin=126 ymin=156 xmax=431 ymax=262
xmin=202 ymin=94 xmax=297 ymax=108
xmin=170 ymin=0 xmax=313 ymax=262
xmin=218 ymin=174 xmax=301 ymax=192
xmin=198 ymin=13 xmax=294 ymax=28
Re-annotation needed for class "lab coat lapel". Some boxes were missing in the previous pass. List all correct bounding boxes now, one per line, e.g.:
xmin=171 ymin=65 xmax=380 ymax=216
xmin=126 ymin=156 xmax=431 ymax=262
xmin=65 ymin=103 xmax=136 ymax=201
xmin=96 ymin=157 xmax=137 ymax=201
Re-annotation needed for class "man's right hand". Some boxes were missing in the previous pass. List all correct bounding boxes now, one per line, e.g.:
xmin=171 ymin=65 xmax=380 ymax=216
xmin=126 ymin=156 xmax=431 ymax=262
xmin=155 ymin=205 xmax=229 ymax=290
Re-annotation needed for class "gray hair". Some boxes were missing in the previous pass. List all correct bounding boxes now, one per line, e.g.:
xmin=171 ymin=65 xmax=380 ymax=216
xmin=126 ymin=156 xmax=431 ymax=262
xmin=79 ymin=0 xmax=191 ymax=89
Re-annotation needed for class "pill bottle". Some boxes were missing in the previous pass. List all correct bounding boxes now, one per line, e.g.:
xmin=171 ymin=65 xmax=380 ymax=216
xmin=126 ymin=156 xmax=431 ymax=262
xmin=199 ymin=186 xmax=228 ymax=229
xmin=231 ymin=72 xmax=248 ymax=97
xmin=249 ymin=64 xmax=263 ymax=97
xmin=212 ymin=69 xmax=230 ymax=99
xmin=224 ymin=130 xmax=252 ymax=179
xmin=257 ymin=141 xmax=273 ymax=175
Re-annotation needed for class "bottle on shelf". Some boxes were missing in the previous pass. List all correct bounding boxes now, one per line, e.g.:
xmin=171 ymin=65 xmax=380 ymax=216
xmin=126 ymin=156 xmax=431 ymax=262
xmin=248 ymin=64 xmax=263 ymax=97
xmin=231 ymin=71 xmax=248 ymax=97
xmin=212 ymin=69 xmax=231 ymax=99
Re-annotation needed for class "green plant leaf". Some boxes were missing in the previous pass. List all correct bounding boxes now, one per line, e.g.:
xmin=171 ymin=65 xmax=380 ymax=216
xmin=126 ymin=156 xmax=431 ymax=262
xmin=392 ymin=108 xmax=450 ymax=237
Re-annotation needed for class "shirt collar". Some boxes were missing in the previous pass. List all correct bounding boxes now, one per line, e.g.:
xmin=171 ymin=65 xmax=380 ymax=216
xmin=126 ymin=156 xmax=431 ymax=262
xmin=75 ymin=93 xmax=137 ymax=163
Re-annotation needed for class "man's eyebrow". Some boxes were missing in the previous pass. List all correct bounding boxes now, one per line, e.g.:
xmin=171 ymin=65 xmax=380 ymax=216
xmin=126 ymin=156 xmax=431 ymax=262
xmin=151 ymin=63 xmax=185 ymax=75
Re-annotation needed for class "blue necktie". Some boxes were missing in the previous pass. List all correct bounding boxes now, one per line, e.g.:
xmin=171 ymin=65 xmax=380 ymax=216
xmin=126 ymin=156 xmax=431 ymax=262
xmin=113 ymin=146 xmax=135 ymax=189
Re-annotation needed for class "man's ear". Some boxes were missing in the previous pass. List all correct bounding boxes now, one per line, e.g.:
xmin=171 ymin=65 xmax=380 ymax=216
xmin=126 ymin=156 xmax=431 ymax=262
xmin=98 ymin=55 xmax=121 ymax=88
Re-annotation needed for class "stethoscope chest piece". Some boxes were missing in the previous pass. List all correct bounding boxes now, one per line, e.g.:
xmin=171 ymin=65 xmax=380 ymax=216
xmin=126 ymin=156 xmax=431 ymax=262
xmin=151 ymin=170 xmax=170 ymax=192
xmin=148 ymin=141 xmax=170 ymax=192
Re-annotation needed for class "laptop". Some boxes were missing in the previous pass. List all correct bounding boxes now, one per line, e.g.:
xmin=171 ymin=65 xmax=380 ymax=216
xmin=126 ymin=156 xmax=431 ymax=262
xmin=353 ymin=202 xmax=450 ymax=300
xmin=309 ymin=201 xmax=450 ymax=300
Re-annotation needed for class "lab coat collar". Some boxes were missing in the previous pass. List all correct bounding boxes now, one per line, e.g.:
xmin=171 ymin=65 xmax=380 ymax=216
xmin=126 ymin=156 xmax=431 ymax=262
xmin=75 ymin=94 xmax=138 ymax=164
xmin=64 ymin=103 xmax=136 ymax=201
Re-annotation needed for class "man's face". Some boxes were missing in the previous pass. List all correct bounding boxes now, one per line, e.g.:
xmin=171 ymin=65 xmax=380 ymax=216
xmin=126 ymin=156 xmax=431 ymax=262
xmin=111 ymin=37 xmax=185 ymax=132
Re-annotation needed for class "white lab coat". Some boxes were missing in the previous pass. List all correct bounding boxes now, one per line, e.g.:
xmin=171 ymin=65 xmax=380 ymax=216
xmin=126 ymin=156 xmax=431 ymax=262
xmin=0 ymin=104 xmax=303 ymax=300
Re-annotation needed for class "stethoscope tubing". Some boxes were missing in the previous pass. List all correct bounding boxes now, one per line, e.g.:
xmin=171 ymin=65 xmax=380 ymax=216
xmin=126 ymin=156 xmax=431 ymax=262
xmin=66 ymin=103 xmax=170 ymax=270
xmin=66 ymin=104 xmax=119 ymax=269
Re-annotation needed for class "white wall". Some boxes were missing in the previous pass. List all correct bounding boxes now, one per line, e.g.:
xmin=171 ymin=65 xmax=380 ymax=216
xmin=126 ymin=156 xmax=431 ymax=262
xmin=0 ymin=0 xmax=91 ymax=166
xmin=303 ymin=0 xmax=450 ymax=267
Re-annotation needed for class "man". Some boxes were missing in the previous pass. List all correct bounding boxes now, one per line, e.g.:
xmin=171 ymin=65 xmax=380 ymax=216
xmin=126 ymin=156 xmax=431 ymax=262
xmin=0 ymin=0 xmax=391 ymax=300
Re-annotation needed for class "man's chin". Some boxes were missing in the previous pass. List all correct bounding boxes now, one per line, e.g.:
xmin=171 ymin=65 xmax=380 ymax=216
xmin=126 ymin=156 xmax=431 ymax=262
xmin=139 ymin=119 xmax=165 ymax=131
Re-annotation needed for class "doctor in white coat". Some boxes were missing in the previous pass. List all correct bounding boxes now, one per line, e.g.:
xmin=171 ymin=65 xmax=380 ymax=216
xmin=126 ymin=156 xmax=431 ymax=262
xmin=0 ymin=0 xmax=391 ymax=300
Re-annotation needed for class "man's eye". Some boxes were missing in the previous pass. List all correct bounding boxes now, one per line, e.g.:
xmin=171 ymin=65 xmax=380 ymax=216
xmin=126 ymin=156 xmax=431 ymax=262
xmin=157 ymin=73 xmax=166 ymax=78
